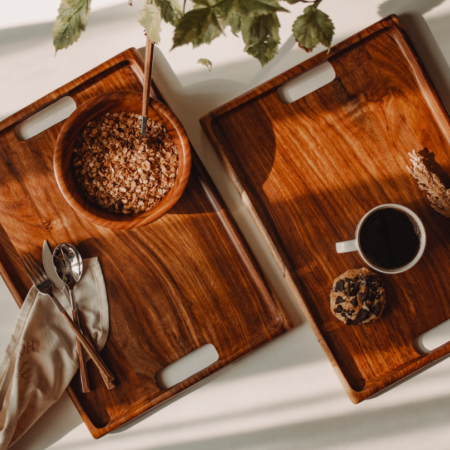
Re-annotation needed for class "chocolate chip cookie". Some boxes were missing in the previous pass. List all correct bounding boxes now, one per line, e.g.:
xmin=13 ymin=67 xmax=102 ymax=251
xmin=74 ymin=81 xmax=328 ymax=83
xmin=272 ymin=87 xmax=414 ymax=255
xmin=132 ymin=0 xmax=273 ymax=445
xmin=330 ymin=268 xmax=385 ymax=325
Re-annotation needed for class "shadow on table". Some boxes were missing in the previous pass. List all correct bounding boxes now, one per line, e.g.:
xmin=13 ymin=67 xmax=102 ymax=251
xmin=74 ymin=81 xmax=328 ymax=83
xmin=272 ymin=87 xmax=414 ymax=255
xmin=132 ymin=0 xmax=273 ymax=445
xmin=26 ymin=377 xmax=450 ymax=450
xmin=10 ymin=358 xmax=450 ymax=450
xmin=125 ymin=393 xmax=450 ymax=450
xmin=378 ymin=0 xmax=447 ymax=16
xmin=0 ymin=3 xmax=139 ymax=56
xmin=124 ymin=393 xmax=450 ymax=450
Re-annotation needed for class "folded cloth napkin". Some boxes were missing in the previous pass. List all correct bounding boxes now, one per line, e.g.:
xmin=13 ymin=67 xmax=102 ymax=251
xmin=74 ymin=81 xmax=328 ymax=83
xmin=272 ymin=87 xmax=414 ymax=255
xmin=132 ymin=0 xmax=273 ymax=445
xmin=0 ymin=257 xmax=109 ymax=450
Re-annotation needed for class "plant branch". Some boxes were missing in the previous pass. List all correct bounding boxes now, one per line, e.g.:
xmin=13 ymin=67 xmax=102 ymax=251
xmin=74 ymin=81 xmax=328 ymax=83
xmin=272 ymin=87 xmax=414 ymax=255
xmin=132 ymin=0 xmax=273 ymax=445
xmin=54 ymin=0 xmax=336 ymax=66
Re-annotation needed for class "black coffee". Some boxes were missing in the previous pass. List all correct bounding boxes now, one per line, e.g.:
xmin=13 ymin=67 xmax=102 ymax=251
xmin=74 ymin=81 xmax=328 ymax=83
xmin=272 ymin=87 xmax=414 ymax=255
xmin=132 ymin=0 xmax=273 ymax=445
xmin=359 ymin=208 xmax=420 ymax=269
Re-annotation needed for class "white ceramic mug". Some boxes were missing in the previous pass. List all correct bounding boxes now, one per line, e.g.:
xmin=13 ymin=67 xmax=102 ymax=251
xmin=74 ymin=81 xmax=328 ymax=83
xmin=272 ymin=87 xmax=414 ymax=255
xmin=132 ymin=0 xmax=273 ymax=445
xmin=335 ymin=204 xmax=426 ymax=274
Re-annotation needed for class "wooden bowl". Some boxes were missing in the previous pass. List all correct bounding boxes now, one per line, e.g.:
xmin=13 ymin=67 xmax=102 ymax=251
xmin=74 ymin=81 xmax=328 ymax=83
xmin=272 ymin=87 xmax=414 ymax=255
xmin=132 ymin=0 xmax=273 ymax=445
xmin=54 ymin=91 xmax=191 ymax=229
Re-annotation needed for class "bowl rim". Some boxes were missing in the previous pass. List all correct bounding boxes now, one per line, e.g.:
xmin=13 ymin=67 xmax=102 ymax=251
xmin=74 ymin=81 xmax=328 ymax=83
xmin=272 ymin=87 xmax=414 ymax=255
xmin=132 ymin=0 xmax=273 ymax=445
xmin=54 ymin=91 xmax=191 ymax=229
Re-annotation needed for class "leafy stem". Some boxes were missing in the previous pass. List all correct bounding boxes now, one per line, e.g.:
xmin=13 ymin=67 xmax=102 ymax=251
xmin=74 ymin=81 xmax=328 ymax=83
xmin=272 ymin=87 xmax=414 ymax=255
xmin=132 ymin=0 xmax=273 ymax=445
xmin=53 ymin=0 xmax=336 ymax=66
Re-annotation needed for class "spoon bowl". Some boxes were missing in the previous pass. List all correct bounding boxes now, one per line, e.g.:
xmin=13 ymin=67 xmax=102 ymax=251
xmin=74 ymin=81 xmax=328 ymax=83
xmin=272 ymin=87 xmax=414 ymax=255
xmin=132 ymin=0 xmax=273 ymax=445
xmin=53 ymin=243 xmax=84 ymax=288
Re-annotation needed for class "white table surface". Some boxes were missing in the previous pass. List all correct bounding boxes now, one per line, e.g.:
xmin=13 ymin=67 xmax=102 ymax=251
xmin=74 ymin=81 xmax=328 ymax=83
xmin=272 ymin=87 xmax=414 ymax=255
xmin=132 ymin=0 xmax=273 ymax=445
xmin=2 ymin=1 xmax=450 ymax=449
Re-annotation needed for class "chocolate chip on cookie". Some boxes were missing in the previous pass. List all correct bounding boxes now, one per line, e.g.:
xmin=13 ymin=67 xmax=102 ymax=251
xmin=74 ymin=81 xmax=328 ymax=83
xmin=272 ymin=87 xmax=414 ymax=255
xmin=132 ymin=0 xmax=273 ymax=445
xmin=357 ymin=291 xmax=368 ymax=302
xmin=334 ymin=279 xmax=345 ymax=292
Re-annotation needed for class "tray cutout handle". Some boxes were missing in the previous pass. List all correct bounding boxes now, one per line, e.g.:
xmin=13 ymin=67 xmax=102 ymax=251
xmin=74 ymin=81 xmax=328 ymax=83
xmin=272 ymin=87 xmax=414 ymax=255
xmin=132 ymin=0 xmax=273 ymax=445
xmin=277 ymin=62 xmax=336 ymax=104
xmin=156 ymin=344 xmax=219 ymax=390
xmin=14 ymin=96 xmax=76 ymax=141
xmin=414 ymin=318 xmax=450 ymax=354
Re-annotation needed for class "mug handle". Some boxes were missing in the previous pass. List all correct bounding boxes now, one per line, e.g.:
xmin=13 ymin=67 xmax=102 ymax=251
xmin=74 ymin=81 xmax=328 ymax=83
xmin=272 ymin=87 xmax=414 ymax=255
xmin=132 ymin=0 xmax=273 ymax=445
xmin=336 ymin=239 xmax=358 ymax=253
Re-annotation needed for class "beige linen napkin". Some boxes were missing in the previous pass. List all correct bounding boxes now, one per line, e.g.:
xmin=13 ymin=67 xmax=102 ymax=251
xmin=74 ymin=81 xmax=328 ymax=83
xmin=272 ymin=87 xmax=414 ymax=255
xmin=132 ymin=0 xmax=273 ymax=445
xmin=0 ymin=257 xmax=109 ymax=450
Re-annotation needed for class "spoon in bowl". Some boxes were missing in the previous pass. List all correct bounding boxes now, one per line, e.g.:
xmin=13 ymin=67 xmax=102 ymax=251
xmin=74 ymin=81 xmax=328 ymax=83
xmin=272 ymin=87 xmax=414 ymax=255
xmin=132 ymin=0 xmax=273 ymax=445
xmin=141 ymin=36 xmax=155 ymax=135
xmin=53 ymin=243 xmax=115 ymax=390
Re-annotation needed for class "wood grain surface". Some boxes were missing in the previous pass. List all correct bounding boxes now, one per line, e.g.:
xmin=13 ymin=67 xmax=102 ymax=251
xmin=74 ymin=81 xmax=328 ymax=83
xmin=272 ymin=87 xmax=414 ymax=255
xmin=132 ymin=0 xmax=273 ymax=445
xmin=0 ymin=48 xmax=291 ymax=437
xmin=200 ymin=15 xmax=450 ymax=403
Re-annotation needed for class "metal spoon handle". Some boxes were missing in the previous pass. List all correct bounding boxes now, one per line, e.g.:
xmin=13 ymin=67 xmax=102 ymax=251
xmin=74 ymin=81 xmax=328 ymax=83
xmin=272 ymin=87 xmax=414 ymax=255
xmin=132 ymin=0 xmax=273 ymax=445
xmin=62 ymin=285 xmax=90 ymax=392
xmin=68 ymin=287 xmax=91 ymax=393
xmin=72 ymin=308 xmax=90 ymax=392
xmin=141 ymin=37 xmax=155 ymax=135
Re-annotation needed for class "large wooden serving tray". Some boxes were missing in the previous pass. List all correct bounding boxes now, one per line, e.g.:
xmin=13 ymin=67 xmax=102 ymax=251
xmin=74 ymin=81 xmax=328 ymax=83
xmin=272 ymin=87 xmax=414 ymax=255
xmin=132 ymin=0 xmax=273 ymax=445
xmin=200 ymin=16 xmax=450 ymax=403
xmin=0 ymin=49 xmax=291 ymax=437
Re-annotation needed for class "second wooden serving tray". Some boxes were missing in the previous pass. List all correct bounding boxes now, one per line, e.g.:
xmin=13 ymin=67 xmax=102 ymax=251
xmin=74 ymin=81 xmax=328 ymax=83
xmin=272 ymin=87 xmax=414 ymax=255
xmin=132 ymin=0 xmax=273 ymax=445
xmin=200 ymin=16 xmax=450 ymax=403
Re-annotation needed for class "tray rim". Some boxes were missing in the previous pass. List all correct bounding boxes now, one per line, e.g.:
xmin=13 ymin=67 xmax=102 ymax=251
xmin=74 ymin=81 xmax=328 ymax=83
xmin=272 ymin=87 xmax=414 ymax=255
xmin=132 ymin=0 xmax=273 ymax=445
xmin=199 ymin=15 xmax=450 ymax=403
xmin=0 ymin=48 xmax=292 ymax=437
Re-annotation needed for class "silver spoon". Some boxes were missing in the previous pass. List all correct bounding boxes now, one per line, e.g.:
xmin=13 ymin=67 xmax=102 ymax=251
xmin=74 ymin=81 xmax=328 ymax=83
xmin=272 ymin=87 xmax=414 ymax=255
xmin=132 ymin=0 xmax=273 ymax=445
xmin=53 ymin=243 xmax=90 ymax=392
xmin=53 ymin=243 xmax=83 ymax=291
xmin=53 ymin=244 xmax=115 ymax=391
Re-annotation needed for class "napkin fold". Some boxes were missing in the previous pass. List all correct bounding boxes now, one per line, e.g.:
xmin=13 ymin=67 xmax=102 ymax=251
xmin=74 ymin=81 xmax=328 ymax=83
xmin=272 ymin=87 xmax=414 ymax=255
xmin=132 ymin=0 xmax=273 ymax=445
xmin=0 ymin=257 xmax=109 ymax=450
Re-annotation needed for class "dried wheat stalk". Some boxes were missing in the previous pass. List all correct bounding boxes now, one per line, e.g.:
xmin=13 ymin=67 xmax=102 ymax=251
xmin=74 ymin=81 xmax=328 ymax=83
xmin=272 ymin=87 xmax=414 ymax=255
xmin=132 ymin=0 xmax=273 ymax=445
xmin=407 ymin=150 xmax=450 ymax=218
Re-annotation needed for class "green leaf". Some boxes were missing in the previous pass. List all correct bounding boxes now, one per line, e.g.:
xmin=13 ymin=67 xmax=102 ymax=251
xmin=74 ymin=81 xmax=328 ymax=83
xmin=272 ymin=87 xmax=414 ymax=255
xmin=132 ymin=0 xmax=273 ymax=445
xmin=53 ymin=0 xmax=91 ymax=52
xmin=172 ymin=3 xmax=223 ymax=48
xmin=138 ymin=2 xmax=162 ymax=43
xmin=211 ymin=0 xmax=242 ymax=34
xmin=212 ymin=0 xmax=235 ymax=21
xmin=197 ymin=58 xmax=213 ymax=71
xmin=246 ymin=40 xmax=279 ymax=66
xmin=192 ymin=20 xmax=223 ymax=46
xmin=235 ymin=0 xmax=288 ymax=16
xmin=241 ymin=13 xmax=280 ymax=66
xmin=228 ymin=10 xmax=241 ymax=35
xmin=154 ymin=0 xmax=182 ymax=25
xmin=292 ymin=5 xmax=334 ymax=51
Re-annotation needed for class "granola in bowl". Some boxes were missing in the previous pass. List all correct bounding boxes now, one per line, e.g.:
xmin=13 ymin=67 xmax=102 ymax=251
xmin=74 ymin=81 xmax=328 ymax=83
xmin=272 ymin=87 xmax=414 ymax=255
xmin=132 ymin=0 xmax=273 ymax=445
xmin=73 ymin=111 xmax=178 ymax=215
